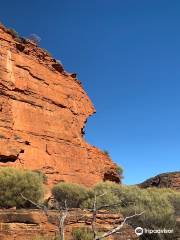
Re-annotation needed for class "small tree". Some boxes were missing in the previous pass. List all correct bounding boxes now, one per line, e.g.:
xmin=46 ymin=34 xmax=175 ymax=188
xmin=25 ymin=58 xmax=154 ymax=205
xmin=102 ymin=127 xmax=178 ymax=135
xmin=0 ymin=167 xmax=44 ymax=208
xmin=81 ymin=181 xmax=120 ymax=210
xmin=52 ymin=182 xmax=91 ymax=208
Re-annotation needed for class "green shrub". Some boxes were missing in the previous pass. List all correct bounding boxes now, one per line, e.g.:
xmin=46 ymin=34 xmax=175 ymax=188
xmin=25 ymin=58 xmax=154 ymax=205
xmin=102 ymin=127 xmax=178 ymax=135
xmin=52 ymin=182 xmax=91 ymax=208
xmin=0 ymin=167 xmax=44 ymax=208
xmin=81 ymin=181 xmax=121 ymax=210
xmin=119 ymin=186 xmax=176 ymax=231
xmin=103 ymin=150 xmax=110 ymax=156
xmin=115 ymin=165 xmax=123 ymax=178
xmin=161 ymin=188 xmax=180 ymax=211
xmin=72 ymin=227 xmax=93 ymax=240
xmin=33 ymin=170 xmax=48 ymax=184
xmin=81 ymin=181 xmax=178 ymax=239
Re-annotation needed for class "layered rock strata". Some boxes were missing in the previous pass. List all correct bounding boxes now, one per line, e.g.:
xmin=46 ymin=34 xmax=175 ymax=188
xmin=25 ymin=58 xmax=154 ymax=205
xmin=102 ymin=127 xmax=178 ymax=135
xmin=0 ymin=25 xmax=120 ymax=188
xmin=0 ymin=209 xmax=138 ymax=240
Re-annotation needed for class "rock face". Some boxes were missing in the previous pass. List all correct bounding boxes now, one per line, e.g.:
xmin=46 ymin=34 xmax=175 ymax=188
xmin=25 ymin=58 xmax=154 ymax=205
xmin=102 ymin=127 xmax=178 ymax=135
xmin=0 ymin=25 xmax=120 ymax=189
xmin=139 ymin=172 xmax=180 ymax=191
xmin=0 ymin=209 xmax=138 ymax=240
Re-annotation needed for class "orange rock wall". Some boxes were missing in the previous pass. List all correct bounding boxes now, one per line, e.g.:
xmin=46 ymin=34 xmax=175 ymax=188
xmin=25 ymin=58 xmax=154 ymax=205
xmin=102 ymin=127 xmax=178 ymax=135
xmin=0 ymin=25 xmax=119 ymax=189
xmin=0 ymin=209 xmax=138 ymax=240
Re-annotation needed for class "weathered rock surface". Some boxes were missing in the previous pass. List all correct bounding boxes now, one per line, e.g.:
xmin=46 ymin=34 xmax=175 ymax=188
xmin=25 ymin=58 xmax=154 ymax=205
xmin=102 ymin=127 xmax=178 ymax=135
xmin=0 ymin=25 xmax=120 ymax=189
xmin=139 ymin=171 xmax=180 ymax=191
xmin=0 ymin=209 xmax=138 ymax=240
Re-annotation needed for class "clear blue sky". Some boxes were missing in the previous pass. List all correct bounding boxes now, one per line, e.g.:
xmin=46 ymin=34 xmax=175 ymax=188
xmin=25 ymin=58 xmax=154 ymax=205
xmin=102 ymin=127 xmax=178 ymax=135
xmin=1 ymin=0 xmax=180 ymax=184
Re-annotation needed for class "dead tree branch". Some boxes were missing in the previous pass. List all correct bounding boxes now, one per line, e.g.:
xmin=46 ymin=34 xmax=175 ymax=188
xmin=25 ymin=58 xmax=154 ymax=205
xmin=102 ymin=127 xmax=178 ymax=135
xmin=20 ymin=193 xmax=48 ymax=216
xmin=95 ymin=211 xmax=144 ymax=240
xmin=20 ymin=194 xmax=68 ymax=240
xmin=59 ymin=200 xmax=68 ymax=240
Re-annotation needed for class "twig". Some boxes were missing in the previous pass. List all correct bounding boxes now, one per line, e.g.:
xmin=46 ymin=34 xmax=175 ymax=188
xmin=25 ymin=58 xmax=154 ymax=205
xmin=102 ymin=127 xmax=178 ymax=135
xmin=20 ymin=193 xmax=48 ymax=216
xmin=95 ymin=211 xmax=144 ymax=240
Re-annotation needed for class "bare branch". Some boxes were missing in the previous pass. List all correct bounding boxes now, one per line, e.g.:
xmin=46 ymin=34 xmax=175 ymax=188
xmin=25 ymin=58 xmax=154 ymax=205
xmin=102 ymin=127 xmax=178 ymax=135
xmin=20 ymin=194 xmax=68 ymax=240
xmin=20 ymin=193 xmax=49 ymax=216
xmin=92 ymin=194 xmax=97 ymax=239
xmin=95 ymin=211 xmax=144 ymax=240
xmin=59 ymin=200 xmax=69 ymax=240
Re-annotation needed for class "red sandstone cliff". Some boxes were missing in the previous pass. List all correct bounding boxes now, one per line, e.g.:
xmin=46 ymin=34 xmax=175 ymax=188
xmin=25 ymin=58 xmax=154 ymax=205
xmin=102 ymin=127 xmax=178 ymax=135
xmin=0 ymin=25 xmax=120 ymax=188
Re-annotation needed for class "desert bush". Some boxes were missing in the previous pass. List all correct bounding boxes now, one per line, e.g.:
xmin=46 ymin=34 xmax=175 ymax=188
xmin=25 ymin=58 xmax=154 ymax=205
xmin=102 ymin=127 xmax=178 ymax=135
xmin=7 ymin=28 xmax=19 ymax=38
xmin=103 ymin=150 xmax=110 ymax=156
xmin=120 ymin=187 xmax=176 ymax=229
xmin=81 ymin=181 xmax=121 ymax=210
xmin=72 ymin=227 xmax=93 ymax=240
xmin=115 ymin=165 xmax=123 ymax=178
xmin=0 ymin=167 xmax=44 ymax=208
xmin=33 ymin=169 xmax=48 ymax=184
xmin=6 ymin=28 xmax=23 ymax=43
xmin=52 ymin=182 xmax=91 ymax=208
xmin=159 ymin=188 xmax=180 ymax=211
xmin=81 ymin=181 xmax=178 ymax=239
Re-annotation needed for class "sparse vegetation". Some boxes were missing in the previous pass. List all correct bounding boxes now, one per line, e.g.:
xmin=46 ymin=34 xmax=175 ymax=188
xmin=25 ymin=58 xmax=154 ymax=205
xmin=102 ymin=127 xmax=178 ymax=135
xmin=119 ymin=186 xmax=177 ymax=236
xmin=0 ymin=167 xmax=44 ymax=208
xmin=5 ymin=27 xmax=23 ymax=43
xmin=7 ymin=28 xmax=19 ymax=38
xmin=80 ymin=181 xmax=180 ymax=239
xmin=103 ymin=150 xmax=110 ymax=156
xmin=72 ymin=227 xmax=93 ymax=240
xmin=42 ymin=48 xmax=52 ymax=57
xmin=28 ymin=33 xmax=41 ymax=45
xmin=115 ymin=165 xmax=123 ymax=178
xmin=52 ymin=180 xmax=180 ymax=236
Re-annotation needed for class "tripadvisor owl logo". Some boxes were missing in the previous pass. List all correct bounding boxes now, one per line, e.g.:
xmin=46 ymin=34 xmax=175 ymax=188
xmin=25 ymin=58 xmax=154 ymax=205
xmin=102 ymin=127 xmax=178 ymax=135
xmin=135 ymin=227 xmax=174 ymax=236
xmin=135 ymin=227 xmax=143 ymax=236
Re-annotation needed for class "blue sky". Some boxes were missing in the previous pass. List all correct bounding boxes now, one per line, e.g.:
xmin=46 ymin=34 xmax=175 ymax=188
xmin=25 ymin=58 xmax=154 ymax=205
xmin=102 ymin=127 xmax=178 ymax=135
xmin=1 ymin=0 xmax=180 ymax=184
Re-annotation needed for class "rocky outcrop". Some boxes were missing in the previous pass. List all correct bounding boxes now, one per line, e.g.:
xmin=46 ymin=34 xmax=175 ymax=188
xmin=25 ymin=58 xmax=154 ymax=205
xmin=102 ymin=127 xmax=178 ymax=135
xmin=0 ymin=209 xmax=138 ymax=240
xmin=0 ymin=24 xmax=120 ymax=189
xmin=139 ymin=171 xmax=180 ymax=191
